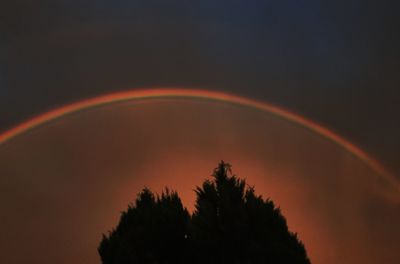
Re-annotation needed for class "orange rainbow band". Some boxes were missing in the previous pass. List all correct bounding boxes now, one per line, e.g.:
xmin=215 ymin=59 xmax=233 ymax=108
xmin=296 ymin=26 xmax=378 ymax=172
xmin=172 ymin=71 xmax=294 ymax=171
xmin=0 ymin=88 xmax=398 ymax=190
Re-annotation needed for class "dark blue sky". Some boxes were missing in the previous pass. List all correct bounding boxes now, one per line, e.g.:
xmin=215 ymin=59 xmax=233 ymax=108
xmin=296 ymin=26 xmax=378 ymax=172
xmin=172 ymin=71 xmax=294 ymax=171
xmin=2 ymin=0 xmax=400 ymax=175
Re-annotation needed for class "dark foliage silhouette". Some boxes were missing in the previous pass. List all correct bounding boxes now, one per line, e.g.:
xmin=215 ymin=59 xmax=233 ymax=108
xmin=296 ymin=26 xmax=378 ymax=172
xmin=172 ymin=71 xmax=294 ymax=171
xmin=98 ymin=188 xmax=190 ymax=263
xmin=99 ymin=161 xmax=311 ymax=264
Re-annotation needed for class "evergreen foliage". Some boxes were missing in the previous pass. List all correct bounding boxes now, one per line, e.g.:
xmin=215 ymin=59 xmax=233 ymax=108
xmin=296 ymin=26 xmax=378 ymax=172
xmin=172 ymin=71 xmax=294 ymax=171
xmin=99 ymin=161 xmax=311 ymax=264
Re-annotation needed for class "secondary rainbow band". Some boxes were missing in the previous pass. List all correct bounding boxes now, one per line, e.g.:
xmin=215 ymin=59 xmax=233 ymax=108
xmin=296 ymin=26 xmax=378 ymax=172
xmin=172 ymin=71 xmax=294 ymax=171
xmin=0 ymin=88 xmax=397 ymax=190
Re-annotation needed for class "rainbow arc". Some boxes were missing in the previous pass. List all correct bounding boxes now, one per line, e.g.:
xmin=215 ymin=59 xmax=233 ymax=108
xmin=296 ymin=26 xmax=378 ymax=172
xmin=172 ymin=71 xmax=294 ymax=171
xmin=0 ymin=88 xmax=397 ymax=190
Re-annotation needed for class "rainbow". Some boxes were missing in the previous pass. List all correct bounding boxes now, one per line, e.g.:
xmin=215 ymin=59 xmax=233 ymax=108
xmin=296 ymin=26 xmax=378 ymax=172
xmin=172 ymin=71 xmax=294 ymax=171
xmin=0 ymin=88 xmax=398 ymax=190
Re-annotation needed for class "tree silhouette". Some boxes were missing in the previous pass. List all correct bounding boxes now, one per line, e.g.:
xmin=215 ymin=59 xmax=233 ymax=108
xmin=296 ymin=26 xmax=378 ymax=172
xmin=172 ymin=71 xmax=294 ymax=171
xmin=99 ymin=161 xmax=311 ymax=264
xmin=98 ymin=188 xmax=190 ymax=263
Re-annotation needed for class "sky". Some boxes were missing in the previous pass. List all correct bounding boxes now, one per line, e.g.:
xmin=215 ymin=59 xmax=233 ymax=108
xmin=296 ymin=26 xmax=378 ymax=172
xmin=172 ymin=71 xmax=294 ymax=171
xmin=2 ymin=0 xmax=400 ymax=176
xmin=1 ymin=1 xmax=400 ymax=263
xmin=1 ymin=99 xmax=399 ymax=264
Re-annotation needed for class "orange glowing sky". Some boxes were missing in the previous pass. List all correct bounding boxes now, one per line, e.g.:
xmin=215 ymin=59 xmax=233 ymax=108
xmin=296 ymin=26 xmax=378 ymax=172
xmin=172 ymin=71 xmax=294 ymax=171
xmin=0 ymin=89 xmax=396 ymax=189
xmin=0 ymin=90 xmax=399 ymax=264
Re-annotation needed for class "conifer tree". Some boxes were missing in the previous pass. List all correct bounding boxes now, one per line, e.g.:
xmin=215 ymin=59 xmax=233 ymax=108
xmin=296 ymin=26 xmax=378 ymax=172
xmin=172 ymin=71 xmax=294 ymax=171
xmin=98 ymin=161 xmax=310 ymax=264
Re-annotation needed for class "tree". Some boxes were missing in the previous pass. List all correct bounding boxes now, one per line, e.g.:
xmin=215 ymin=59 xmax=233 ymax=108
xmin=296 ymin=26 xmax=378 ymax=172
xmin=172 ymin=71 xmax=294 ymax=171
xmin=98 ymin=188 xmax=190 ymax=263
xmin=98 ymin=161 xmax=311 ymax=264
xmin=189 ymin=162 xmax=310 ymax=264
